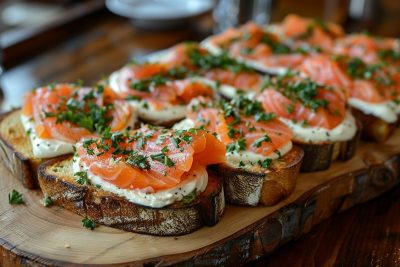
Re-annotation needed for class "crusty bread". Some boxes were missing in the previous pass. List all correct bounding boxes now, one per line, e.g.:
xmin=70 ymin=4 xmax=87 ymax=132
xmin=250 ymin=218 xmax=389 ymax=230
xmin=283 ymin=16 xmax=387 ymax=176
xmin=0 ymin=109 xmax=43 ymax=188
xmin=214 ymin=146 xmax=303 ymax=206
xmin=295 ymin=127 xmax=360 ymax=172
xmin=351 ymin=108 xmax=398 ymax=142
xmin=38 ymin=157 xmax=225 ymax=236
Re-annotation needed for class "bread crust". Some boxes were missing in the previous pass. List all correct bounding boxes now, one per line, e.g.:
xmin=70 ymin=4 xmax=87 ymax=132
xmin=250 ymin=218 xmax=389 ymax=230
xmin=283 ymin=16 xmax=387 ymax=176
xmin=0 ymin=109 xmax=43 ymax=188
xmin=295 ymin=126 xmax=360 ymax=172
xmin=38 ymin=157 xmax=225 ymax=236
xmin=351 ymin=108 xmax=398 ymax=142
xmin=214 ymin=146 xmax=303 ymax=206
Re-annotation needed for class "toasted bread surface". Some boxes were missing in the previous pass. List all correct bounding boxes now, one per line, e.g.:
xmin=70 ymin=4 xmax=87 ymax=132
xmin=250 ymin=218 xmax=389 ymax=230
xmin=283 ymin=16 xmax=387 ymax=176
xmin=38 ymin=157 xmax=225 ymax=236
xmin=0 ymin=109 xmax=42 ymax=188
xmin=214 ymin=146 xmax=303 ymax=206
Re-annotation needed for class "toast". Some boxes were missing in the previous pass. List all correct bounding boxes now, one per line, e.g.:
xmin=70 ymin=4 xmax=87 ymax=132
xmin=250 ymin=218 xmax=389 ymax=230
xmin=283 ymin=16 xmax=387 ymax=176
xmin=38 ymin=157 xmax=225 ymax=236
xmin=351 ymin=108 xmax=398 ymax=142
xmin=214 ymin=146 xmax=303 ymax=206
xmin=0 ymin=109 xmax=43 ymax=188
xmin=296 ymin=126 xmax=361 ymax=172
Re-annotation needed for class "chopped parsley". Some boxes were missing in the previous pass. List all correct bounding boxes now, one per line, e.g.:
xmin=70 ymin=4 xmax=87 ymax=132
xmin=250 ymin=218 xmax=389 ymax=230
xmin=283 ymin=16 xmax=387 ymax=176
xmin=181 ymin=190 xmax=197 ymax=205
xmin=188 ymin=48 xmax=254 ymax=73
xmin=150 ymin=152 xmax=175 ymax=167
xmin=43 ymin=88 xmax=113 ymax=135
xmin=258 ymin=158 xmax=272 ymax=169
xmin=252 ymin=134 xmax=271 ymax=148
xmin=226 ymin=138 xmax=246 ymax=153
xmin=345 ymin=57 xmax=393 ymax=86
xmin=129 ymin=75 xmax=167 ymax=92
xmin=261 ymin=34 xmax=291 ymax=54
xmin=42 ymin=194 xmax=53 ymax=207
xmin=378 ymin=48 xmax=400 ymax=62
xmin=265 ymin=74 xmax=329 ymax=111
xmin=8 ymin=189 xmax=24 ymax=205
xmin=74 ymin=171 xmax=91 ymax=185
xmin=125 ymin=152 xmax=150 ymax=170
xmin=82 ymin=217 xmax=97 ymax=230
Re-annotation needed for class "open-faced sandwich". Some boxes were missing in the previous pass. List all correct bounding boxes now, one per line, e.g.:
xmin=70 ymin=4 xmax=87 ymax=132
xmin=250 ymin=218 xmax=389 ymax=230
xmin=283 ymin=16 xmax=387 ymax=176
xmin=202 ymin=15 xmax=343 ymax=74
xmin=107 ymin=60 xmax=217 ymax=126
xmin=296 ymin=53 xmax=399 ymax=142
xmin=268 ymin=14 xmax=344 ymax=52
xmin=202 ymin=22 xmax=311 ymax=74
xmin=38 ymin=126 xmax=226 ymax=235
xmin=146 ymin=42 xmax=265 ymax=100
xmin=174 ymin=96 xmax=303 ymax=206
xmin=0 ymin=83 xmax=136 ymax=188
xmin=334 ymin=56 xmax=400 ymax=141
xmin=257 ymin=71 xmax=358 ymax=171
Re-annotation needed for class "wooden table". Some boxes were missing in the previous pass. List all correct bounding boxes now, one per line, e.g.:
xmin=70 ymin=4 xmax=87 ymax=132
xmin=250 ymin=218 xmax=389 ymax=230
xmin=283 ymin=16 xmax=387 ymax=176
xmin=1 ymin=12 xmax=400 ymax=267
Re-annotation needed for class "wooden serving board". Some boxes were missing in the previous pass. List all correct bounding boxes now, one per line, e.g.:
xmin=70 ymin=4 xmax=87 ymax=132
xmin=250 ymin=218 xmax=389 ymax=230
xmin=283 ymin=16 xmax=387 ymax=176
xmin=1 ymin=130 xmax=400 ymax=267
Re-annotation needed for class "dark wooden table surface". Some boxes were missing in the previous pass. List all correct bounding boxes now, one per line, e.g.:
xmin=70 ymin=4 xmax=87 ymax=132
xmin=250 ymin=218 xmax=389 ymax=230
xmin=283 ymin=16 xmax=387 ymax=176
xmin=1 ymin=11 xmax=400 ymax=267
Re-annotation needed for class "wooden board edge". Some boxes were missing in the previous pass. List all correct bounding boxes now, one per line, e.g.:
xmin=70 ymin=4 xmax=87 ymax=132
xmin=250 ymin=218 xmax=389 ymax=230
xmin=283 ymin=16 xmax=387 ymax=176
xmin=1 ymin=153 xmax=399 ymax=266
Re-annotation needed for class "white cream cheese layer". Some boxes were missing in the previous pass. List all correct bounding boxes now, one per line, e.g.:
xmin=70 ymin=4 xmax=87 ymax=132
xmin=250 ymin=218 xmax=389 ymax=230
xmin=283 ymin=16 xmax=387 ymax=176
xmin=20 ymin=115 xmax=74 ymax=158
xmin=21 ymin=110 xmax=137 ymax=159
xmin=226 ymin=141 xmax=292 ymax=168
xmin=348 ymin=98 xmax=398 ymax=124
xmin=73 ymin=157 xmax=208 ymax=208
xmin=281 ymin=111 xmax=357 ymax=143
xmin=173 ymin=118 xmax=293 ymax=169
xmin=109 ymin=71 xmax=221 ymax=123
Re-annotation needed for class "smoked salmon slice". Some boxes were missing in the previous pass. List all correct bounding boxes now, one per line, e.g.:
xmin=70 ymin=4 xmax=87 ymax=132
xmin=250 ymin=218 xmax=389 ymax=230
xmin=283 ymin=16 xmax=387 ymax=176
xmin=76 ymin=126 xmax=226 ymax=191
xmin=333 ymin=33 xmax=400 ymax=65
xmin=257 ymin=74 xmax=347 ymax=129
xmin=185 ymin=97 xmax=293 ymax=159
xmin=334 ymin=56 xmax=400 ymax=103
xmin=111 ymin=62 xmax=214 ymax=109
xmin=206 ymin=22 xmax=310 ymax=70
xmin=160 ymin=43 xmax=265 ymax=94
xmin=296 ymin=54 xmax=351 ymax=101
xmin=22 ymin=83 xmax=134 ymax=143
xmin=279 ymin=14 xmax=344 ymax=52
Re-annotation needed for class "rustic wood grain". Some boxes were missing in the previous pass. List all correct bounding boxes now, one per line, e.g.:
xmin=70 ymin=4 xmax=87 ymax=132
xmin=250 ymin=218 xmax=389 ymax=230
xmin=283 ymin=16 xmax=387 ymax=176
xmin=250 ymin=184 xmax=400 ymax=267
xmin=0 ymin=128 xmax=399 ymax=266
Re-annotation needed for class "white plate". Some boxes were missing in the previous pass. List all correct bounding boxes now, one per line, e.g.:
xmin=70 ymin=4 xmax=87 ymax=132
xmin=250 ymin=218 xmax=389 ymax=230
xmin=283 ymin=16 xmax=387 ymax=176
xmin=106 ymin=0 xmax=214 ymax=28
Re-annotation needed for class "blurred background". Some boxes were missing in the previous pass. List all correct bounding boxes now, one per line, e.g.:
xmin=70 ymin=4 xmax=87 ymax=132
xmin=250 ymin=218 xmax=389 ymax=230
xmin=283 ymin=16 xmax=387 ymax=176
xmin=0 ymin=0 xmax=400 ymax=110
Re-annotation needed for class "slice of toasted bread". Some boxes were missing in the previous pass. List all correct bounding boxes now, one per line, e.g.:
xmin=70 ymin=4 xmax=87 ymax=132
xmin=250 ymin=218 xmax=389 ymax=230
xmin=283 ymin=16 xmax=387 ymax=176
xmin=214 ymin=146 xmax=303 ymax=206
xmin=295 ymin=127 xmax=361 ymax=172
xmin=38 ymin=157 xmax=225 ymax=236
xmin=0 ymin=109 xmax=43 ymax=188
xmin=351 ymin=108 xmax=398 ymax=142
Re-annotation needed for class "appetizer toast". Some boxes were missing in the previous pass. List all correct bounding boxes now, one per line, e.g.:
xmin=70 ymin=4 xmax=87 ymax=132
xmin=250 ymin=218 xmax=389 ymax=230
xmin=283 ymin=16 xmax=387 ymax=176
xmin=39 ymin=126 xmax=227 ymax=235
xmin=38 ymin=157 xmax=225 ymax=236
xmin=175 ymin=97 xmax=304 ymax=205
xmin=0 ymin=83 xmax=136 ymax=188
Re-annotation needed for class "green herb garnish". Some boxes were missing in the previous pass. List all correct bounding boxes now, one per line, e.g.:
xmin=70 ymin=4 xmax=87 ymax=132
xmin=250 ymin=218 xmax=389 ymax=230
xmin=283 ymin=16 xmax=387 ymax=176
xmin=74 ymin=171 xmax=91 ymax=185
xmin=252 ymin=134 xmax=271 ymax=148
xmin=8 ymin=189 xmax=24 ymax=205
xmin=150 ymin=152 xmax=175 ymax=167
xmin=82 ymin=217 xmax=97 ymax=230
xmin=181 ymin=190 xmax=197 ymax=205
xmin=126 ymin=152 xmax=150 ymax=170
xmin=42 ymin=194 xmax=53 ymax=207
xmin=226 ymin=138 xmax=247 ymax=153
xmin=258 ymin=158 xmax=272 ymax=169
